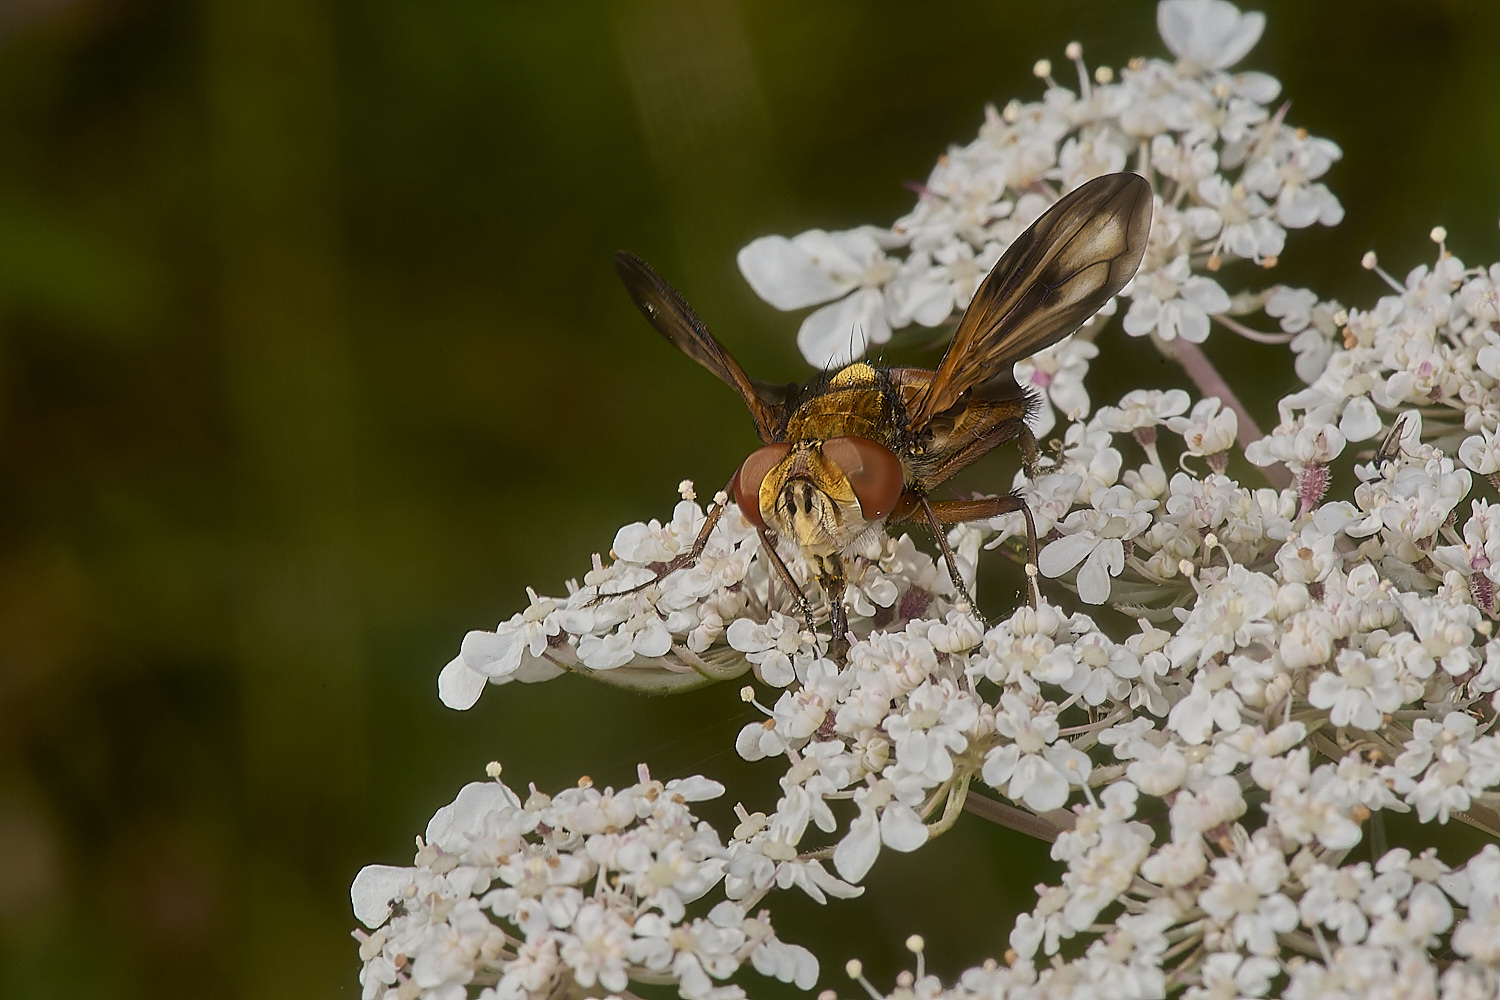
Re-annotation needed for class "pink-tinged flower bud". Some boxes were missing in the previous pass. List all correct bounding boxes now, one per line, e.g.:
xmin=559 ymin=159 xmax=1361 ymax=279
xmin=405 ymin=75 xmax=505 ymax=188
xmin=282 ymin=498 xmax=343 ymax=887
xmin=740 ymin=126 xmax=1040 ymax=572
xmin=1296 ymin=462 xmax=1330 ymax=516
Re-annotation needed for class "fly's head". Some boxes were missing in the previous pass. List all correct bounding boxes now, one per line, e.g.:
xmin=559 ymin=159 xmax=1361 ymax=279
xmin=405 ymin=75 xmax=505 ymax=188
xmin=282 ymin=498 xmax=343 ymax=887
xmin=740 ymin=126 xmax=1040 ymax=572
xmin=733 ymin=437 xmax=904 ymax=559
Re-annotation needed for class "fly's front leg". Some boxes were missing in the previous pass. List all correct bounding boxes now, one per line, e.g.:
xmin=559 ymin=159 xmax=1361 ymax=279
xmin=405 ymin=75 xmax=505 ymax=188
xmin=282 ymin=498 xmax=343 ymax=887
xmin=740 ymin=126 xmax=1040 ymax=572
xmin=755 ymin=525 xmax=819 ymax=640
xmin=814 ymin=553 xmax=850 ymax=659
xmin=593 ymin=474 xmax=736 ymax=603
xmin=1015 ymin=423 xmax=1045 ymax=479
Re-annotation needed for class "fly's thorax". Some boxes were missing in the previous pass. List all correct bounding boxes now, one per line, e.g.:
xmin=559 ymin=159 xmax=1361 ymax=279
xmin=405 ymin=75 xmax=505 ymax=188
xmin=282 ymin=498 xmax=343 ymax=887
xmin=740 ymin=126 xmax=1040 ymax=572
xmin=828 ymin=361 xmax=879 ymax=390
xmin=784 ymin=361 xmax=901 ymax=447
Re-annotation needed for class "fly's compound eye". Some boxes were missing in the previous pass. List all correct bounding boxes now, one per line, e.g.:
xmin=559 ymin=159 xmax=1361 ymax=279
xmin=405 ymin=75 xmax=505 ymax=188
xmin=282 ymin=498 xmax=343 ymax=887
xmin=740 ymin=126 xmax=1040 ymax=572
xmin=733 ymin=444 xmax=791 ymax=529
xmin=822 ymin=436 xmax=904 ymax=521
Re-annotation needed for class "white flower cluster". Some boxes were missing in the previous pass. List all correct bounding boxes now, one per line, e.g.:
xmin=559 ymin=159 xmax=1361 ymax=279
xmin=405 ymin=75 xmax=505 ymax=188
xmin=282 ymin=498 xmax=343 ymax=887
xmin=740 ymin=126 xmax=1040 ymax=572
xmin=360 ymin=2 xmax=1500 ymax=998
xmin=994 ymin=387 xmax=1289 ymax=609
xmin=727 ymin=603 xmax=1158 ymax=886
xmin=888 ymin=843 xmax=1500 ymax=1000
xmin=732 ymin=561 xmax=1500 ymax=995
xmin=736 ymin=0 xmax=1341 ymax=439
xmin=351 ymin=766 xmax=816 ymax=1000
xmin=438 ymin=493 xmax=961 ymax=708
xmin=1246 ymin=237 xmax=1500 ymax=618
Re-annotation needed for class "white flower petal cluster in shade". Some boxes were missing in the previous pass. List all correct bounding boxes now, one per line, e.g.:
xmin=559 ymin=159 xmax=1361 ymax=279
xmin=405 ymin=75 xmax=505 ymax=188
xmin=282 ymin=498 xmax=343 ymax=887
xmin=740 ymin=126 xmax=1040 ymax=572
xmin=439 ymin=498 xmax=960 ymax=709
xmin=736 ymin=0 xmax=1340 ymax=438
xmin=351 ymin=766 xmax=817 ymax=1000
xmin=1250 ymin=240 xmax=1500 ymax=573
xmin=362 ymin=2 xmax=1500 ymax=998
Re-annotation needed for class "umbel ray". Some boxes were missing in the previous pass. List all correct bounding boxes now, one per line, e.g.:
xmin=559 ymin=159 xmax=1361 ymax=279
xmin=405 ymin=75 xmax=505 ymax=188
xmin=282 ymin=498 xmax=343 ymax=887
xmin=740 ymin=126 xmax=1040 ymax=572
xmin=608 ymin=171 xmax=1153 ymax=649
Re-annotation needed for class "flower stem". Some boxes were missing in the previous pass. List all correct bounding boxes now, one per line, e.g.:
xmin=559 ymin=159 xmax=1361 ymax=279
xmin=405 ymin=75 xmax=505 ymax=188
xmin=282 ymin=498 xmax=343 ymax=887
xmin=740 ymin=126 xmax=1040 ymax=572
xmin=962 ymin=790 xmax=1074 ymax=842
xmin=1154 ymin=335 xmax=1292 ymax=489
xmin=1212 ymin=312 xmax=1297 ymax=344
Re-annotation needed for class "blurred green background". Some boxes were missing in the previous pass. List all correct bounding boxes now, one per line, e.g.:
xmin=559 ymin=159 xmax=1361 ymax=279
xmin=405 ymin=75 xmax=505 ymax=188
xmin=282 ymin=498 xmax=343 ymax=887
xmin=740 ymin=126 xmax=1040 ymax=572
xmin=0 ymin=1 xmax=1496 ymax=997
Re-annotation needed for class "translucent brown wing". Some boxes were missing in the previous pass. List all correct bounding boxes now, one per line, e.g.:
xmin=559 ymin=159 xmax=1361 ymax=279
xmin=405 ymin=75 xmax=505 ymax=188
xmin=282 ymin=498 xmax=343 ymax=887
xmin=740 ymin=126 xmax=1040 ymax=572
xmin=908 ymin=172 xmax=1154 ymax=432
xmin=614 ymin=251 xmax=791 ymax=443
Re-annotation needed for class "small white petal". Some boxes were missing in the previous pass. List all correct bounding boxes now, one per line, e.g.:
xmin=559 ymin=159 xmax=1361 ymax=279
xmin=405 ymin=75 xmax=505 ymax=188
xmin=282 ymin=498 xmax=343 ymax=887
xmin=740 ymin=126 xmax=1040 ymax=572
xmin=796 ymin=287 xmax=890 ymax=368
xmin=1016 ymin=756 xmax=1069 ymax=812
xmin=461 ymin=629 xmax=525 ymax=678
xmin=736 ymin=722 xmax=771 ymax=761
xmin=737 ymin=234 xmax=855 ymax=310
xmin=1339 ymin=397 xmax=1382 ymax=441
xmin=438 ymin=655 xmax=488 ymax=710
xmin=666 ymin=775 xmax=725 ymax=801
xmin=427 ymin=782 xmax=521 ymax=847
xmin=1075 ymin=543 xmax=1122 ymax=605
xmin=833 ymin=811 xmax=881 ymax=882
xmin=880 ymin=801 xmax=929 ymax=852
xmin=1039 ymin=533 xmax=1097 ymax=578
xmin=351 ymin=865 xmax=411 ymax=928
xmin=1158 ymin=0 xmax=1266 ymax=70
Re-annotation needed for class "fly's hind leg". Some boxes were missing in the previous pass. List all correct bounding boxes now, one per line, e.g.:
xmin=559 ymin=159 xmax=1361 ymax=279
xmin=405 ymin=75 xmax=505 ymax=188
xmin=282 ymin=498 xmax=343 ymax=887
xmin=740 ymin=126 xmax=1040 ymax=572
xmin=914 ymin=494 xmax=982 ymax=619
xmin=897 ymin=491 xmax=1043 ymax=614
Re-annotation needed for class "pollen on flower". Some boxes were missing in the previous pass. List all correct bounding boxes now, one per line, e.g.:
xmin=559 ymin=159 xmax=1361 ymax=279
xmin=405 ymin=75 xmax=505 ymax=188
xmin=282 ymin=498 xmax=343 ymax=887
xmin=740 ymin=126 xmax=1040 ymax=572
xmin=1065 ymin=41 xmax=1082 ymax=60
xmin=678 ymin=479 xmax=696 ymax=500
xmin=1430 ymin=226 xmax=1447 ymax=244
xmin=1033 ymin=58 xmax=1052 ymax=79
xmin=1094 ymin=65 xmax=1113 ymax=83
xmin=485 ymin=761 xmax=502 ymax=778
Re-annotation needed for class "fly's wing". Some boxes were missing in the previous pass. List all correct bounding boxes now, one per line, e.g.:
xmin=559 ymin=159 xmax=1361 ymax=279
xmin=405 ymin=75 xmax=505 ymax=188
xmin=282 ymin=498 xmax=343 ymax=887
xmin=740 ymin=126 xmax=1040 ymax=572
xmin=615 ymin=251 xmax=790 ymax=443
xmin=907 ymin=172 xmax=1153 ymax=432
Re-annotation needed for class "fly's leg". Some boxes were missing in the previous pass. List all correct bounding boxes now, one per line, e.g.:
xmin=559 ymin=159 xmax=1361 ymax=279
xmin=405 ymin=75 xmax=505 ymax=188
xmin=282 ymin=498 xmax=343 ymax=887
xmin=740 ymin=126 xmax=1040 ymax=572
xmin=755 ymin=525 xmax=819 ymax=640
xmin=814 ymin=553 xmax=849 ymax=659
xmin=1014 ymin=423 xmax=1045 ymax=479
xmin=592 ymin=475 xmax=735 ymax=603
xmin=897 ymin=491 xmax=1042 ymax=613
xmin=916 ymin=494 xmax=982 ymax=621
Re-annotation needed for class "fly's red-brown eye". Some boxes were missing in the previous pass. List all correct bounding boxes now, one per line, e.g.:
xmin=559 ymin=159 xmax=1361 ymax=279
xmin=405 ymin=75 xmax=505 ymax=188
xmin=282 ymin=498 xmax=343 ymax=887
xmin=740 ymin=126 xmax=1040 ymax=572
xmin=822 ymin=436 xmax=904 ymax=521
xmin=733 ymin=443 xmax=791 ymax=528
